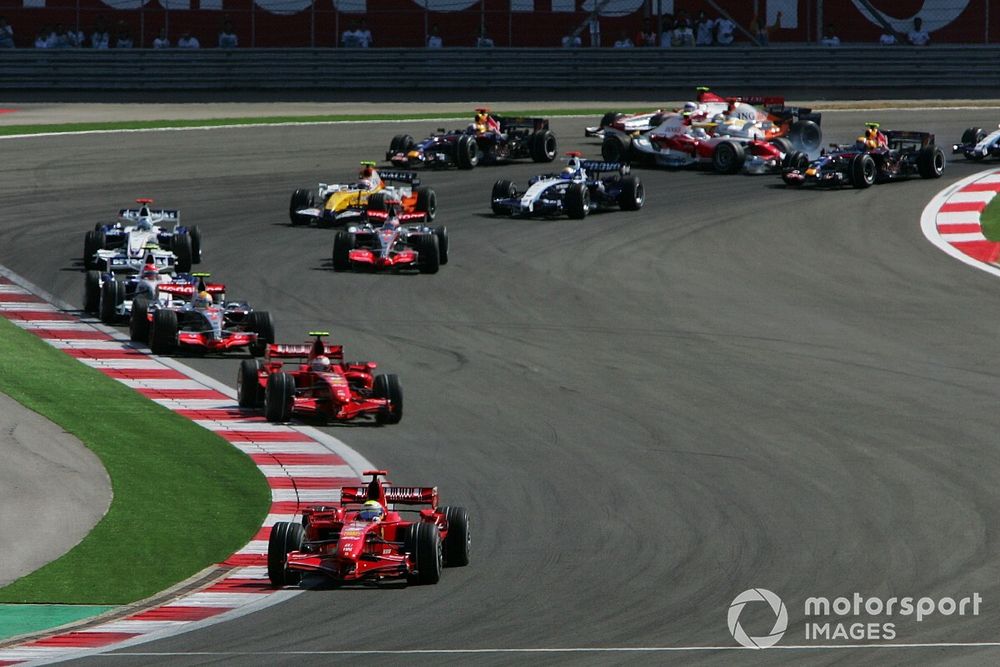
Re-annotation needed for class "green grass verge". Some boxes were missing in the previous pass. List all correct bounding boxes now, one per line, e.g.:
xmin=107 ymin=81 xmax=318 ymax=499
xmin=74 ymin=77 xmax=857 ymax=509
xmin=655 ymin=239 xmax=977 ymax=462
xmin=0 ymin=108 xmax=625 ymax=137
xmin=981 ymin=194 xmax=1000 ymax=242
xmin=0 ymin=316 xmax=270 ymax=604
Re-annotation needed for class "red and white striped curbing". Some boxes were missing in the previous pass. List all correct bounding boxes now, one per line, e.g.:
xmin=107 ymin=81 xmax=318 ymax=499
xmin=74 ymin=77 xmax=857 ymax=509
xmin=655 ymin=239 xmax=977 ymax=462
xmin=921 ymin=168 xmax=1000 ymax=274
xmin=0 ymin=271 xmax=374 ymax=666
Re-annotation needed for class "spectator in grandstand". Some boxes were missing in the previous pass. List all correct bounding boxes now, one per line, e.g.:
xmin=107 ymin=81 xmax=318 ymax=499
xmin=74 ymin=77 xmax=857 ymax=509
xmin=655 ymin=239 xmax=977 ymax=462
xmin=613 ymin=31 xmax=634 ymax=48
xmin=475 ymin=28 xmax=494 ymax=47
xmin=357 ymin=19 xmax=373 ymax=47
xmin=635 ymin=18 xmax=656 ymax=47
xmin=672 ymin=10 xmax=694 ymax=47
xmin=114 ymin=21 xmax=133 ymax=48
xmin=879 ymin=31 xmax=898 ymax=45
xmin=694 ymin=11 xmax=714 ymax=46
xmin=51 ymin=24 xmax=72 ymax=48
xmin=91 ymin=16 xmax=109 ymax=49
xmin=908 ymin=17 xmax=930 ymax=46
xmin=658 ymin=14 xmax=674 ymax=47
xmin=154 ymin=27 xmax=170 ymax=48
xmin=0 ymin=17 xmax=13 ymax=49
xmin=178 ymin=31 xmax=200 ymax=49
xmin=426 ymin=24 xmax=442 ymax=48
xmin=820 ymin=23 xmax=840 ymax=46
xmin=714 ymin=14 xmax=735 ymax=45
xmin=342 ymin=20 xmax=360 ymax=47
xmin=218 ymin=19 xmax=238 ymax=48
xmin=561 ymin=32 xmax=581 ymax=48
xmin=34 ymin=26 xmax=53 ymax=48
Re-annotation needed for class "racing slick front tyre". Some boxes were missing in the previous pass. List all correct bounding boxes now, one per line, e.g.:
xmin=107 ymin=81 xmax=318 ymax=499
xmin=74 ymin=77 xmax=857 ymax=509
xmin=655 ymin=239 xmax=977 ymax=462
xmin=389 ymin=133 xmax=414 ymax=154
xmin=374 ymin=373 xmax=403 ymax=425
xmin=289 ymin=188 xmax=313 ymax=226
xmin=332 ymin=231 xmax=355 ymax=272
xmin=149 ymin=309 xmax=178 ymax=355
xmin=787 ymin=119 xmax=822 ymax=153
xmin=434 ymin=226 xmax=449 ymax=265
xmin=617 ymin=176 xmax=644 ymax=211
xmin=601 ymin=135 xmax=631 ymax=163
xmin=783 ymin=150 xmax=809 ymax=171
xmin=770 ymin=137 xmax=793 ymax=156
xmin=711 ymin=141 xmax=746 ymax=174
xmin=416 ymin=234 xmax=440 ymax=274
xmin=917 ymin=144 xmax=946 ymax=179
xmin=404 ymin=522 xmax=443 ymax=585
xmin=84 ymin=270 xmax=101 ymax=314
xmin=83 ymin=230 xmax=105 ymax=270
xmin=99 ymin=279 xmax=123 ymax=324
xmin=414 ymin=186 xmax=437 ymax=221
xmin=247 ymin=311 xmax=276 ymax=357
xmin=189 ymin=225 xmax=203 ymax=264
xmin=491 ymin=179 xmax=516 ymax=215
xmin=849 ymin=153 xmax=877 ymax=189
xmin=265 ymin=372 xmax=295 ymax=423
xmin=129 ymin=296 xmax=150 ymax=342
xmin=173 ymin=233 xmax=193 ymax=273
xmin=455 ymin=134 xmax=479 ymax=170
xmin=565 ymin=183 xmax=590 ymax=220
xmin=960 ymin=127 xmax=986 ymax=150
xmin=267 ymin=521 xmax=304 ymax=587
xmin=367 ymin=191 xmax=391 ymax=213
xmin=598 ymin=111 xmax=623 ymax=131
xmin=441 ymin=506 xmax=471 ymax=567
xmin=529 ymin=129 xmax=558 ymax=163
xmin=237 ymin=358 xmax=263 ymax=408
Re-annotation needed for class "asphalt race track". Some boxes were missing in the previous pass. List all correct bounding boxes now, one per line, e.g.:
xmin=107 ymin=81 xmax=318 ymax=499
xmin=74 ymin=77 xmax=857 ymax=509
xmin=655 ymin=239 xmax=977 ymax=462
xmin=4 ymin=109 xmax=1000 ymax=664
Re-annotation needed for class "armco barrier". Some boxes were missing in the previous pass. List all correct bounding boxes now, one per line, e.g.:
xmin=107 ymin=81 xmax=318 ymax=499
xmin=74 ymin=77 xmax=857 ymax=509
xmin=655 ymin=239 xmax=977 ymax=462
xmin=3 ymin=46 xmax=1000 ymax=93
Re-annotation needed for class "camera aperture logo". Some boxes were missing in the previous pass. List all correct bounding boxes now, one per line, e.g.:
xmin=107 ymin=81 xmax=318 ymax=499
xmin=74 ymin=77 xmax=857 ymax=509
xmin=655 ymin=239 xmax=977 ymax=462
xmin=728 ymin=588 xmax=788 ymax=649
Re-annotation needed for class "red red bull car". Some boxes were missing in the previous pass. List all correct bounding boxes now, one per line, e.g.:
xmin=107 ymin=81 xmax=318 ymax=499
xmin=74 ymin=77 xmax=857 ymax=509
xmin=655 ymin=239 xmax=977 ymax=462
xmin=267 ymin=470 xmax=470 ymax=587
xmin=237 ymin=332 xmax=402 ymax=425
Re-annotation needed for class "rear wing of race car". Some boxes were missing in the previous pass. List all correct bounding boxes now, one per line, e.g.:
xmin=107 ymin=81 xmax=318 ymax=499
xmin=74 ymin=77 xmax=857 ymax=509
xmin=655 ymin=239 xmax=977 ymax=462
xmin=885 ymin=130 xmax=934 ymax=148
xmin=496 ymin=116 xmax=549 ymax=132
xmin=377 ymin=170 xmax=421 ymax=186
xmin=157 ymin=282 xmax=225 ymax=298
xmin=341 ymin=485 xmax=439 ymax=508
xmin=265 ymin=342 xmax=344 ymax=361
xmin=366 ymin=209 xmax=426 ymax=223
xmin=696 ymin=87 xmax=784 ymax=107
xmin=581 ymin=160 xmax=628 ymax=174
xmin=119 ymin=208 xmax=180 ymax=223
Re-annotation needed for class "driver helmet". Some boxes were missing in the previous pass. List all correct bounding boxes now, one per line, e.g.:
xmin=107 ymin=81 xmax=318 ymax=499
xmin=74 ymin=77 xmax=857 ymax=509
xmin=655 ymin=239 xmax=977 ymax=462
xmin=357 ymin=165 xmax=374 ymax=189
xmin=140 ymin=263 xmax=158 ymax=281
xmin=712 ymin=113 xmax=727 ymax=125
xmin=137 ymin=216 xmax=154 ymax=231
xmin=358 ymin=500 xmax=384 ymax=522
xmin=310 ymin=355 xmax=331 ymax=372
xmin=474 ymin=110 xmax=490 ymax=133
xmin=192 ymin=290 xmax=212 ymax=309
xmin=682 ymin=101 xmax=698 ymax=114
xmin=855 ymin=135 xmax=869 ymax=150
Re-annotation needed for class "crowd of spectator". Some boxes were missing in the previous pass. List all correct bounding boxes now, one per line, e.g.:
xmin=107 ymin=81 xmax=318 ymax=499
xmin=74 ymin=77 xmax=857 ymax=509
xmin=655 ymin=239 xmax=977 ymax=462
xmin=18 ymin=15 xmax=236 ymax=49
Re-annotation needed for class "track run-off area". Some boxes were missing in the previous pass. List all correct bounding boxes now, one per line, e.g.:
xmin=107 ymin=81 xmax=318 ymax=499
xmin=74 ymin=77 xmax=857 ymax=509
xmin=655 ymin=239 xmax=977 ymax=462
xmin=3 ymin=104 xmax=1000 ymax=664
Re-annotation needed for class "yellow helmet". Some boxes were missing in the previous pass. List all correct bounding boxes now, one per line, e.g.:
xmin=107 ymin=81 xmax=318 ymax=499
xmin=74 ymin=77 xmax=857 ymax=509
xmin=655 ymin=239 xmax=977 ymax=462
xmin=193 ymin=290 xmax=212 ymax=308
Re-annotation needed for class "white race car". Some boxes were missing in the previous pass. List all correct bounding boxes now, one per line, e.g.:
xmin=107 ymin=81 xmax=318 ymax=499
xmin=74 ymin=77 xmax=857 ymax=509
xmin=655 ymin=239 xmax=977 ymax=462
xmin=83 ymin=199 xmax=201 ymax=272
xmin=953 ymin=126 xmax=1000 ymax=161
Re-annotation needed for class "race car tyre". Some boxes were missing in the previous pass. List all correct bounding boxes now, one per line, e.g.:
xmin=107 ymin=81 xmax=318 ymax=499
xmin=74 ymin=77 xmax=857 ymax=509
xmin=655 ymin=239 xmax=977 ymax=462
xmin=565 ymin=183 xmax=590 ymax=219
xmin=237 ymin=358 xmax=263 ymax=408
xmin=83 ymin=230 xmax=105 ymax=270
xmin=99 ymin=279 xmax=123 ymax=324
xmin=783 ymin=150 xmax=809 ymax=171
xmin=491 ymin=179 xmax=516 ymax=215
xmin=434 ymin=226 xmax=449 ymax=265
xmin=617 ymin=176 xmax=644 ymax=211
xmin=960 ymin=127 xmax=985 ymax=148
xmin=456 ymin=134 xmax=479 ymax=170
xmin=129 ymin=296 xmax=149 ymax=342
xmin=374 ymin=373 xmax=403 ymax=425
xmin=404 ymin=522 xmax=442 ymax=585
xmin=849 ymin=153 xmax=877 ymax=189
xmin=289 ymin=188 xmax=313 ymax=226
xmin=189 ymin=225 xmax=203 ymax=264
xmin=267 ymin=521 xmax=304 ymax=587
xmin=173 ymin=233 xmax=193 ymax=273
xmin=441 ymin=506 xmax=471 ymax=567
xmin=770 ymin=137 xmax=794 ymax=155
xmin=917 ymin=144 xmax=946 ymax=179
xmin=711 ymin=141 xmax=746 ymax=174
xmin=415 ymin=186 xmax=437 ymax=221
xmin=781 ymin=171 xmax=802 ymax=187
xmin=367 ymin=191 xmax=391 ymax=213
xmin=84 ymin=270 xmax=101 ymax=314
xmin=150 ymin=309 xmax=178 ymax=355
xmin=332 ymin=231 xmax=355 ymax=272
xmin=601 ymin=135 xmax=630 ymax=163
xmin=599 ymin=111 xmax=624 ymax=130
xmin=247 ymin=311 xmax=276 ymax=357
xmin=389 ymin=133 xmax=414 ymax=154
xmin=265 ymin=372 xmax=295 ymax=423
xmin=530 ymin=129 xmax=558 ymax=163
xmin=788 ymin=119 xmax=822 ymax=153
xmin=416 ymin=234 xmax=440 ymax=275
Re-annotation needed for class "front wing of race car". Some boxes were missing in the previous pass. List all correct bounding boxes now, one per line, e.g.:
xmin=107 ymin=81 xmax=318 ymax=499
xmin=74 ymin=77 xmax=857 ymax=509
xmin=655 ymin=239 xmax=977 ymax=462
xmin=176 ymin=330 xmax=258 ymax=352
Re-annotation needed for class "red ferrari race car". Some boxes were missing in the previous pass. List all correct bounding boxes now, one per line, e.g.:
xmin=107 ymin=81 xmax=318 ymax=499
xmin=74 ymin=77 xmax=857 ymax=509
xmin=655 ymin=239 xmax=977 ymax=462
xmin=237 ymin=332 xmax=402 ymax=425
xmin=268 ymin=470 xmax=470 ymax=587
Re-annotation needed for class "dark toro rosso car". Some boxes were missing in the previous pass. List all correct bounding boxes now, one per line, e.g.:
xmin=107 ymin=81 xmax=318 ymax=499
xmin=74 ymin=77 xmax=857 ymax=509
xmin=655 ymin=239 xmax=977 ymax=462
xmin=782 ymin=125 xmax=945 ymax=188
xmin=237 ymin=332 xmax=402 ymax=425
xmin=268 ymin=470 xmax=469 ymax=587
xmin=386 ymin=108 xmax=557 ymax=170
xmin=332 ymin=200 xmax=448 ymax=274
xmin=491 ymin=154 xmax=644 ymax=219
xmin=131 ymin=274 xmax=275 ymax=357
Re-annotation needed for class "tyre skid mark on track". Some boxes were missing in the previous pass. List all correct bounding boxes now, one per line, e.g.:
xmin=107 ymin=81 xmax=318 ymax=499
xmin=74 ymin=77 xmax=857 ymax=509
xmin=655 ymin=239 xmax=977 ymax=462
xmin=0 ymin=267 xmax=374 ymax=666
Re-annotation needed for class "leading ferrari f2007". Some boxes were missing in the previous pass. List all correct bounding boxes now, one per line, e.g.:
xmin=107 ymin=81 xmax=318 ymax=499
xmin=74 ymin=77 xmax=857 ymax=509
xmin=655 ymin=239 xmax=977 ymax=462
xmin=267 ymin=470 xmax=470 ymax=587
